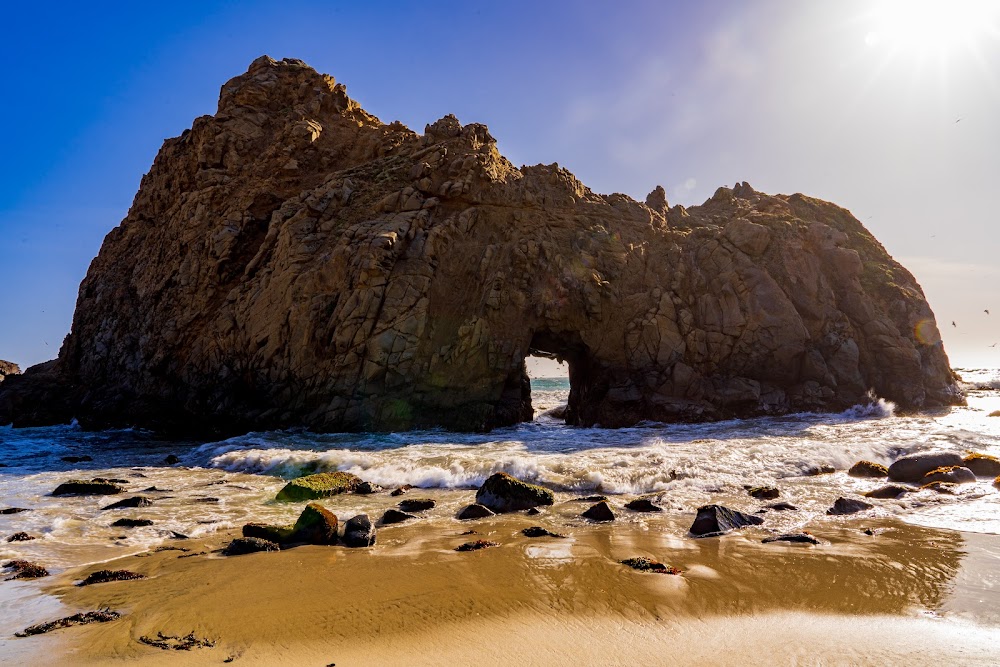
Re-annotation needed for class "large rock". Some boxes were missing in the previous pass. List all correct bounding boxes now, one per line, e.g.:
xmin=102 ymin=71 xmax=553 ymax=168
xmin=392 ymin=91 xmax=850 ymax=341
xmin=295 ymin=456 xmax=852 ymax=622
xmin=52 ymin=479 xmax=126 ymax=496
xmin=0 ymin=360 xmax=19 ymax=383
xmin=275 ymin=472 xmax=361 ymax=501
xmin=689 ymin=504 xmax=764 ymax=537
xmin=242 ymin=502 xmax=338 ymax=546
xmin=475 ymin=472 xmax=554 ymax=513
xmin=341 ymin=514 xmax=376 ymax=548
xmin=888 ymin=452 xmax=964 ymax=483
xmin=0 ymin=56 xmax=963 ymax=434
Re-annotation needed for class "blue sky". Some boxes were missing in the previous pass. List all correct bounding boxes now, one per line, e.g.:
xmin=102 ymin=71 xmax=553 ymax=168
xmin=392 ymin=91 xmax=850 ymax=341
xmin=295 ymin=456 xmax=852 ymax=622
xmin=2 ymin=0 xmax=998 ymax=369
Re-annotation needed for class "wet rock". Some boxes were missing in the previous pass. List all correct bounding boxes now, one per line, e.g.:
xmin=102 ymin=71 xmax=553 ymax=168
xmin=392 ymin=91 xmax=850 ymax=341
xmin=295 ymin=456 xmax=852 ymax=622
xmin=141 ymin=486 xmax=172 ymax=493
xmin=765 ymin=502 xmax=798 ymax=511
xmin=0 ymin=507 xmax=30 ymax=514
xmin=748 ymin=486 xmax=780 ymax=500
xmin=242 ymin=522 xmax=292 ymax=543
xmin=573 ymin=495 xmax=608 ymax=502
xmin=847 ymin=460 xmax=888 ymax=478
xmin=355 ymin=481 xmax=383 ymax=494
xmin=380 ymin=509 xmax=417 ymax=525
xmin=522 ymin=526 xmax=564 ymax=538
xmin=52 ymin=479 xmax=126 ymax=496
xmin=827 ymin=497 xmax=873 ymax=515
xmin=61 ymin=455 xmax=93 ymax=463
xmin=222 ymin=537 xmax=280 ymax=556
xmin=15 ymin=610 xmax=121 ymax=637
xmin=888 ymin=452 xmax=964 ymax=483
xmin=582 ymin=500 xmax=615 ymax=522
xmin=102 ymin=496 xmax=153 ymax=510
xmin=139 ymin=632 xmax=215 ymax=650
xmin=962 ymin=454 xmax=1000 ymax=478
xmin=275 ymin=471 xmax=361 ymax=501
xmin=398 ymin=498 xmax=435 ymax=512
xmin=194 ymin=497 xmax=220 ymax=503
xmin=77 ymin=569 xmax=146 ymax=586
xmin=289 ymin=503 xmax=339 ymax=544
xmin=475 ymin=472 xmax=554 ymax=513
xmin=457 ymin=503 xmax=496 ymax=520
xmin=624 ymin=498 xmax=663 ymax=512
xmin=921 ymin=466 xmax=976 ymax=485
xmin=620 ymin=557 xmax=681 ymax=574
xmin=111 ymin=518 xmax=154 ymax=528
xmin=689 ymin=504 xmax=764 ymax=537
xmin=864 ymin=485 xmax=910 ymax=499
xmin=3 ymin=560 xmax=50 ymax=580
xmin=762 ymin=533 xmax=820 ymax=545
xmin=921 ymin=481 xmax=958 ymax=494
xmin=804 ymin=465 xmax=837 ymax=476
xmin=341 ymin=514 xmax=376 ymax=547
xmin=163 ymin=455 xmax=180 ymax=465
xmin=169 ymin=531 xmax=189 ymax=540
xmin=390 ymin=485 xmax=413 ymax=497
xmin=6 ymin=532 xmax=36 ymax=542
xmin=455 ymin=540 xmax=499 ymax=552
xmin=525 ymin=507 xmax=541 ymax=516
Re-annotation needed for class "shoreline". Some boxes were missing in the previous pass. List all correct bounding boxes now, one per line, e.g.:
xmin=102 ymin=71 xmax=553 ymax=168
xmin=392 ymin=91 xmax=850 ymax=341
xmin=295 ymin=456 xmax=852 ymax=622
xmin=12 ymin=514 xmax=1000 ymax=665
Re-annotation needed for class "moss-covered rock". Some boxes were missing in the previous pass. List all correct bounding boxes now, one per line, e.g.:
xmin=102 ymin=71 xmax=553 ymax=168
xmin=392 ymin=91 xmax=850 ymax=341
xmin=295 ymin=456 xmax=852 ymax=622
xmin=274 ymin=472 xmax=361 ymax=501
xmin=922 ymin=466 xmax=976 ymax=485
xmin=222 ymin=537 xmax=280 ymax=556
xmin=289 ymin=502 xmax=339 ymax=544
xmin=963 ymin=453 xmax=1000 ymax=478
xmin=52 ymin=479 xmax=126 ymax=496
xmin=242 ymin=522 xmax=294 ymax=544
xmin=847 ymin=460 xmax=888 ymax=478
xmin=474 ymin=472 xmax=554 ymax=513
xmin=748 ymin=486 xmax=780 ymax=499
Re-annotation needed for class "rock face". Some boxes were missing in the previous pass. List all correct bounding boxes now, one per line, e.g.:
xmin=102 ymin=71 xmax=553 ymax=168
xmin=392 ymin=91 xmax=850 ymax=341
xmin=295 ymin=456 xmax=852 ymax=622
xmin=0 ymin=360 xmax=19 ymax=383
xmin=0 ymin=56 xmax=963 ymax=434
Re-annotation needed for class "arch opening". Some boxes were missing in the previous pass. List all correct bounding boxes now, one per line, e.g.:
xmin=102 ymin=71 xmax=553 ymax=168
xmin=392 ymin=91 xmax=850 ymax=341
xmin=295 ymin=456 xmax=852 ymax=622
xmin=526 ymin=329 xmax=593 ymax=424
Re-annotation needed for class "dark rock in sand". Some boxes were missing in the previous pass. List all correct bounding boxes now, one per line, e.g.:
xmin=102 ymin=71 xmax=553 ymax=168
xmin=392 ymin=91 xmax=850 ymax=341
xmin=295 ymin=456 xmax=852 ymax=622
xmin=390 ymin=485 xmax=413 ymax=497
xmin=525 ymin=507 xmax=541 ymax=516
xmin=689 ymin=504 xmax=764 ymax=537
xmin=342 ymin=514 xmax=376 ymax=548
xmin=355 ymin=480 xmax=383 ymax=494
xmin=242 ymin=523 xmax=293 ymax=544
xmin=766 ymin=502 xmax=798 ymax=511
xmin=15 ymin=610 xmax=121 ymax=637
xmin=456 ymin=503 xmax=496 ymax=520
xmin=52 ymin=479 xmax=126 ymax=496
xmin=3 ymin=560 xmax=50 ymax=580
xmin=848 ymin=460 xmax=888 ymax=478
xmin=381 ymin=509 xmax=417 ymax=525
xmin=961 ymin=454 xmax=1000 ymax=478
xmin=805 ymin=465 xmax=837 ymax=476
xmin=573 ymin=495 xmax=608 ymax=502
xmin=475 ymin=472 xmax=554 ymax=513
xmin=922 ymin=466 xmax=976 ymax=485
xmin=222 ymin=537 xmax=280 ymax=556
xmin=194 ymin=497 xmax=220 ymax=503
xmin=624 ymin=498 xmax=663 ymax=512
xmin=522 ymin=526 xmax=564 ymax=538
xmin=762 ymin=533 xmax=820 ymax=545
xmin=864 ymin=485 xmax=910 ymax=499
xmin=275 ymin=471 xmax=361 ymax=501
xmin=102 ymin=496 xmax=153 ymax=510
xmin=827 ymin=497 xmax=873 ymax=515
xmin=0 ymin=507 xmax=30 ymax=514
xmin=111 ymin=518 xmax=154 ymax=528
xmin=888 ymin=452 xmax=963 ymax=483
xmin=620 ymin=557 xmax=681 ymax=574
xmin=921 ymin=481 xmax=959 ymax=494
xmin=77 ymin=569 xmax=146 ymax=586
xmin=455 ymin=540 xmax=499 ymax=552
xmin=139 ymin=631 xmax=215 ymax=650
xmin=748 ymin=486 xmax=780 ymax=500
xmin=289 ymin=503 xmax=339 ymax=545
xmin=6 ymin=532 xmax=36 ymax=542
xmin=398 ymin=498 xmax=435 ymax=512
xmin=582 ymin=500 xmax=615 ymax=522
xmin=163 ymin=454 xmax=180 ymax=464
xmin=60 ymin=455 xmax=93 ymax=463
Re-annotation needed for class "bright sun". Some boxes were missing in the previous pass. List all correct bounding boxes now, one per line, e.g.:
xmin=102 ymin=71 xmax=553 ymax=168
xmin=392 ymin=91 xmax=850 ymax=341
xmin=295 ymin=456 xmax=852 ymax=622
xmin=864 ymin=0 xmax=1000 ymax=56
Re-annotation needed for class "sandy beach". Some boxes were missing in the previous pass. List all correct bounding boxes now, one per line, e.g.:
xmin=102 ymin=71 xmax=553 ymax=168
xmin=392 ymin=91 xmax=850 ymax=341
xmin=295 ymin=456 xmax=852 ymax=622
xmin=9 ymin=511 xmax=997 ymax=666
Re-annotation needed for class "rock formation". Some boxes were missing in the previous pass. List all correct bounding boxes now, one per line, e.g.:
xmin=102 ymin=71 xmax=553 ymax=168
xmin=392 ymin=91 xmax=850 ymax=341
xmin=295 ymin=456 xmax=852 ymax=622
xmin=0 ymin=56 xmax=963 ymax=434
xmin=0 ymin=360 xmax=19 ymax=383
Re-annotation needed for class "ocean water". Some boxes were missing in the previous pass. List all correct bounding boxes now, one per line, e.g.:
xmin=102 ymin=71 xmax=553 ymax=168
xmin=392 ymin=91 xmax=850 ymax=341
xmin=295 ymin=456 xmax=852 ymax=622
xmin=1 ymin=369 xmax=999 ymax=575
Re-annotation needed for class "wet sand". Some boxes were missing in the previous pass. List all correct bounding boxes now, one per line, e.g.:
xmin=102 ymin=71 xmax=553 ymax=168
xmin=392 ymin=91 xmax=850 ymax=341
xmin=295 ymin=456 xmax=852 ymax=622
xmin=14 ymin=512 xmax=1000 ymax=665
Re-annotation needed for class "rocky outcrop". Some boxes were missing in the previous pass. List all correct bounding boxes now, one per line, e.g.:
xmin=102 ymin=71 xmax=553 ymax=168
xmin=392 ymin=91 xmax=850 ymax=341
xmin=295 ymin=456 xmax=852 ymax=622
xmin=0 ymin=360 xmax=19 ymax=383
xmin=0 ymin=56 xmax=963 ymax=434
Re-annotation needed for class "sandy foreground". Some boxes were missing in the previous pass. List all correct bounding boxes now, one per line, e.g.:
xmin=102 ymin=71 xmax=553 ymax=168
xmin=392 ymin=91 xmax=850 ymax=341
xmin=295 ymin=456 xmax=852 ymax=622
xmin=8 ymin=513 xmax=1000 ymax=666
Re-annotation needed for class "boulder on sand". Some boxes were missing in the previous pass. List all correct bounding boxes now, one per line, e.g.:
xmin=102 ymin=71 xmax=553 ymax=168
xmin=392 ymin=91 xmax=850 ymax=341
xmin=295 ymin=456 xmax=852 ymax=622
xmin=581 ymin=500 xmax=615 ymax=522
xmin=887 ymin=452 xmax=963 ymax=483
xmin=624 ymin=498 xmax=663 ymax=512
xmin=456 ymin=504 xmax=495 ymax=520
xmin=380 ymin=509 xmax=416 ymax=525
xmin=223 ymin=537 xmax=280 ymax=556
xmin=689 ymin=505 xmax=764 ymax=537
xmin=847 ymin=461 xmax=888 ymax=478
xmin=475 ymin=472 xmax=554 ymax=513
xmin=827 ymin=497 xmax=873 ymax=515
xmin=864 ymin=485 xmax=909 ymax=499
xmin=341 ymin=514 xmax=376 ymax=548
xmin=242 ymin=502 xmax=338 ymax=546
xmin=274 ymin=472 xmax=361 ymax=501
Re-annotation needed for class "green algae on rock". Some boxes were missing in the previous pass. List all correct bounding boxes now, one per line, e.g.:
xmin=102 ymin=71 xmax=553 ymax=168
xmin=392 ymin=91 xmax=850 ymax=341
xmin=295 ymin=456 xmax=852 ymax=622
xmin=275 ymin=472 xmax=361 ymax=501
xmin=475 ymin=472 xmax=554 ymax=513
xmin=848 ymin=460 xmax=888 ymax=478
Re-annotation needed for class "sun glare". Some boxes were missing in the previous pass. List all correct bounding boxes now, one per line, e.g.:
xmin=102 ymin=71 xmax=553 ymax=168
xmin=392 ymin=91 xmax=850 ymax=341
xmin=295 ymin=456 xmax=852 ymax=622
xmin=864 ymin=0 xmax=1000 ymax=56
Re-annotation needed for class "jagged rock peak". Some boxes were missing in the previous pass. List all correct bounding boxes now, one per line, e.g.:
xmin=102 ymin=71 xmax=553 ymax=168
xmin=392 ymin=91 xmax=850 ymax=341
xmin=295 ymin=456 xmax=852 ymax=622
xmin=0 ymin=57 xmax=963 ymax=435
